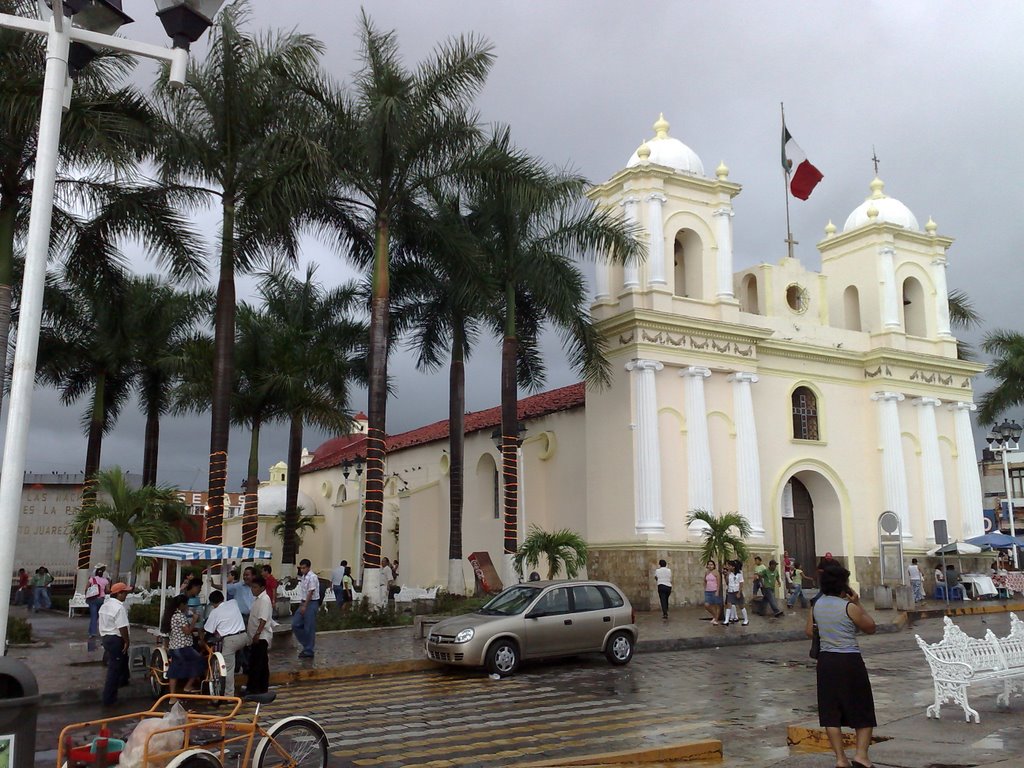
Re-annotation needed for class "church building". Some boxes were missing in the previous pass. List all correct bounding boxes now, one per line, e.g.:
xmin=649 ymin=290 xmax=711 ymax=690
xmin=291 ymin=115 xmax=986 ymax=609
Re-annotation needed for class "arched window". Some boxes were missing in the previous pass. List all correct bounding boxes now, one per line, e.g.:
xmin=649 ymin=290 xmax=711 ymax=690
xmin=477 ymin=453 xmax=500 ymax=519
xmin=673 ymin=229 xmax=703 ymax=299
xmin=902 ymin=277 xmax=926 ymax=336
xmin=741 ymin=274 xmax=760 ymax=314
xmin=792 ymin=386 xmax=819 ymax=441
xmin=843 ymin=285 xmax=861 ymax=331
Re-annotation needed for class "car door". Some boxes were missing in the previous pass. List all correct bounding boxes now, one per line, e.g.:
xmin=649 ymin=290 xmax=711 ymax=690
xmin=522 ymin=586 xmax=575 ymax=657
xmin=569 ymin=585 xmax=614 ymax=651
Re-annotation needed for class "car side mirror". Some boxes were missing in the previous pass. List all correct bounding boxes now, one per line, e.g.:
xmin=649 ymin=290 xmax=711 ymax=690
xmin=526 ymin=611 xmax=540 ymax=620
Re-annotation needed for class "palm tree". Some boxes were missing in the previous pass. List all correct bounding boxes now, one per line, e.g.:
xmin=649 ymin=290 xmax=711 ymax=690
xmin=68 ymin=467 xmax=187 ymax=581
xmin=127 ymin=277 xmax=211 ymax=486
xmin=978 ymin=330 xmax=1024 ymax=426
xmin=948 ymin=288 xmax=981 ymax=360
xmin=468 ymin=134 xmax=644 ymax=572
xmin=271 ymin=508 xmax=318 ymax=552
xmin=513 ymin=525 xmax=588 ymax=581
xmin=686 ymin=509 xmax=752 ymax=605
xmin=0 ymin=0 xmax=199 ymax=412
xmin=152 ymin=0 xmax=325 ymax=545
xmin=258 ymin=268 xmax=364 ymax=566
xmin=304 ymin=14 xmax=493 ymax=601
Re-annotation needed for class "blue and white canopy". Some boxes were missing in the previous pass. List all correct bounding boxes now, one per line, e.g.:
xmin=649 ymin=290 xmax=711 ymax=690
xmin=135 ymin=543 xmax=272 ymax=562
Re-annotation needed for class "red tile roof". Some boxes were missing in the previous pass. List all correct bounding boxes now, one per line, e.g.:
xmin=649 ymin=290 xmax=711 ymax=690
xmin=301 ymin=382 xmax=585 ymax=474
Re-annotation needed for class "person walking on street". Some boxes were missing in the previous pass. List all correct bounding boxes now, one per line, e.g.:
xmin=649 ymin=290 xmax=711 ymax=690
xmin=86 ymin=564 xmax=110 ymax=637
xmin=31 ymin=567 xmax=53 ymax=612
xmin=341 ymin=566 xmax=354 ymax=612
xmin=703 ymin=560 xmax=722 ymax=624
xmin=331 ymin=560 xmax=348 ymax=610
xmin=654 ymin=559 xmax=672 ymax=619
xmin=261 ymin=565 xmax=278 ymax=606
xmin=293 ymin=559 xmax=320 ymax=658
xmin=787 ymin=561 xmax=809 ymax=608
xmin=752 ymin=555 xmax=765 ymax=599
xmin=907 ymin=559 xmax=924 ymax=603
xmin=756 ymin=559 xmax=785 ymax=618
xmin=724 ymin=560 xmax=749 ymax=625
xmin=13 ymin=568 xmax=29 ymax=606
xmin=246 ymin=575 xmax=273 ymax=694
xmin=99 ymin=582 xmax=131 ymax=707
xmin=204 ymin=590 xmax=247 ymax=697
xmin=806 ymin=562 xmax=877 ymax=768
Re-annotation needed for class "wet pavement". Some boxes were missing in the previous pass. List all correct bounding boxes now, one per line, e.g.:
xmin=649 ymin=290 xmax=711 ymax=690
xmin=29 ymin=611 xmax=1024 ymax=767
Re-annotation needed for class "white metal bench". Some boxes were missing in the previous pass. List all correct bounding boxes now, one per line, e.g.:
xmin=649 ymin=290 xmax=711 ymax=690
xmin=916 ymin=613 xmax=1024 ymax=722
xmin=68 ymin=592 xmax=88 ymax=618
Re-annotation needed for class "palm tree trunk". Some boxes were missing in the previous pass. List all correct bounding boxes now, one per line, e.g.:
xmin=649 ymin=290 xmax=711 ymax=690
xmin=241 ymin=416 xmax=262 ymax=549
xmin=207 ymin=198 xmax=236 ymax=545
xmin=142 ymin=404 xmax=160 ymax=486
xmin=501 ymin=283 xmax=519 ymax=557
xmin=362 ymin=217 xmax=390 ymax=600
xmin=282 ymin=412 xmax=303 ymax=564
xmin=447 ymin=317 xmax=466 ymax=593
xmin=112 ymin=532 xmax=124 ymax=582
xmin=77 ymin=373 xmax=106 ymax=571
xmin=0 ymin=199 xmax=14 ymax=416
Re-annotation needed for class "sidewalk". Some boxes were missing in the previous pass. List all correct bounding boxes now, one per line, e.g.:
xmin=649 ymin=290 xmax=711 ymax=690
xmin=8 ymin=595 xmax=1024 ymax=705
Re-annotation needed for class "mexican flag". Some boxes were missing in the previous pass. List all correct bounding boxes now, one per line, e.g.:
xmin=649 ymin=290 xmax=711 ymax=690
xmin=782 ymin=125 xmax=823 ymax=200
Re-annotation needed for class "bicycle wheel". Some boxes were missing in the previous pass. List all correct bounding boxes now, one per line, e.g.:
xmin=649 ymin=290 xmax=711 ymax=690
xmin=166 ymin=749 xmax=222 ymax=768
xmin=149 ymin=648 xmax=168 ymax=698
xmin=253 ymin=717 xmax=328 ymax=768
xmin=205 ymin=653 xmax=226 ymax=697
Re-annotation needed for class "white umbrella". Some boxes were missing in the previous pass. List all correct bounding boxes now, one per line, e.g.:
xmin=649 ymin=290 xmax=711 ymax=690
xmin=927 ymin=541 xmax=983 ymax=556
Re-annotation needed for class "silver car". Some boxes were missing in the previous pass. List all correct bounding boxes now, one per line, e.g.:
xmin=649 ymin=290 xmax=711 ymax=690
xmin=425 ymin=580 xmax=638 ymax=676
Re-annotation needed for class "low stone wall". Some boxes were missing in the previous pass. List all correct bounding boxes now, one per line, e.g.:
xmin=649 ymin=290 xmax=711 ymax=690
xmin=854 ymin=555 xmax=995 ymax=596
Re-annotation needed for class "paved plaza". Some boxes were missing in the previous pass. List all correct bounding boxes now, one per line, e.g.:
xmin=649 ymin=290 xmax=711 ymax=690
xmin=27 ymin=608 xmax=1024 ymax=767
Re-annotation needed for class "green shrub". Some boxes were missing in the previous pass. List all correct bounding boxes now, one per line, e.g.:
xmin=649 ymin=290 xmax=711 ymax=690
xmin=7 ymin=616 xmax=32 ymax=644
xmin=128 ymin=599 xmax=161 ymax=627
xmin=316 ymin=598 xmax=412 ymax=631
xmin=433 ymin=590 xmax=488 ymax=616
xmin=49 ymin=595 xmax=70 ymax=611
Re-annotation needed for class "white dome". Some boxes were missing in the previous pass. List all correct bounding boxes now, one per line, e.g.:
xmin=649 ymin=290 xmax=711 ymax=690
xmin=257 ymin=483 xmax=315 ymax=517
xmin=843 ymin=177 xmax=920 ymax=232
xmin=626 ymin=114 xmax=704 ymax=176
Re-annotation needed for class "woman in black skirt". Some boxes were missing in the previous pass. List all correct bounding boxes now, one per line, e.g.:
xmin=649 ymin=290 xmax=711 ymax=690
xmin=806 ymin=562 xmax=877 ymax=768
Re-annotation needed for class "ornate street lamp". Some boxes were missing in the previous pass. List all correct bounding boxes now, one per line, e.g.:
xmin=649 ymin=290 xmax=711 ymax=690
xmin=154 ymin=0 xmax=224 ymax=49
xmin=342 ymin=457 xmax=365 ymax=481
xmin=989 ymin=420 xmax=1023 ymax=567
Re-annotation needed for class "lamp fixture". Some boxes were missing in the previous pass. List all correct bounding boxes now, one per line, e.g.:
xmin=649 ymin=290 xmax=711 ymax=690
xmin=154 ymin=0 xmax=226 ymax=49
xmin=46 ymin=0 xmax=135 ymax=75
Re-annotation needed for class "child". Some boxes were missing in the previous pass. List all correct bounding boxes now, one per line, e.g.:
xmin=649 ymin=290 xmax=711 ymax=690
xmin=724 ymin=560 xmax=749 ymax=626
xmin=787 ymin=561 xmax=808 ymax=608
xmin=703 ymin=560 xmax=722 ymax=625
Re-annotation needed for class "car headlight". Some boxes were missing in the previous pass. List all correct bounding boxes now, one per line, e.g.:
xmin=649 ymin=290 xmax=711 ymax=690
xmin=454 ymin=628 xmax=475 ymax=643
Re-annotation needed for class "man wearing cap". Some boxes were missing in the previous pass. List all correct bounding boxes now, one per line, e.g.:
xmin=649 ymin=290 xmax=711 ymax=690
xmin=99 ymin=583 xmax=132 ymax=707
xmin=203 ymin=590 xmax=247 ymax=697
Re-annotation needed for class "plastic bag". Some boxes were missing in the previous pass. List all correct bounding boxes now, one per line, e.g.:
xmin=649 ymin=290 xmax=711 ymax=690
xmin=118 ymin=703 xmax=187 ymax=768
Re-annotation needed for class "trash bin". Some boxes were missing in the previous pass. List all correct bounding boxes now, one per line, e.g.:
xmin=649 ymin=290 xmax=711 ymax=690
xmin=0 ymin=657 xmax=39 ymax=768
xmin=873 ymin=585 xmax=893 ymax=610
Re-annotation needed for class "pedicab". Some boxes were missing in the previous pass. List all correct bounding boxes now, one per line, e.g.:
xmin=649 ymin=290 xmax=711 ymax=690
xmin=133 ymin=544 xmax=273 ymax=699
xmin=57 ymin=692 xmax=328 ymax=768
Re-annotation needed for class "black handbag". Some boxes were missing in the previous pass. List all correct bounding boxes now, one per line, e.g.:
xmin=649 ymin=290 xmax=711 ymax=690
xmin=809 ymin=622 xmax=820 ymax=659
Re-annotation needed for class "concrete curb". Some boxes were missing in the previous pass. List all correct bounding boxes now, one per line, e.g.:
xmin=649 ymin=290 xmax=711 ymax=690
xmin=786 ymin=724 xmax=890 ymax=751
xmin=516 ymin=739 xmax=723 ymax=765
xmin=636 ymin=619 xmax=903 ymax=654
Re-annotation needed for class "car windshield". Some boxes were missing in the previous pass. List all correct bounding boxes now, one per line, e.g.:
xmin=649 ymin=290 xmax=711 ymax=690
xmin=478 ymin=585 xmax=540 ymax=616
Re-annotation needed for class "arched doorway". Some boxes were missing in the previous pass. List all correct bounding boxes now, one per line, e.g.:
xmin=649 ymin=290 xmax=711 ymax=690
xmin=783 ymin=478 xmax=816 ymax=584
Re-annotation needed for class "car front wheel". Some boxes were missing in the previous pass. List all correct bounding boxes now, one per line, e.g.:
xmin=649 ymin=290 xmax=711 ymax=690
xmin=485 ymin=639 xmax=519 ymax=677
xmin=605 ymin=630 xmax=634 ymax=665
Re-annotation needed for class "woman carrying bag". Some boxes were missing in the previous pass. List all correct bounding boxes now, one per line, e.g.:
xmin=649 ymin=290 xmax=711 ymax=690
xmin=86 ymin=564 xmax=110 ymax=637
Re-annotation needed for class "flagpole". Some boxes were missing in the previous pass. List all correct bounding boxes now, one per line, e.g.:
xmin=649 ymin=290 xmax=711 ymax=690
xmin=781 ymin=102 xmax=796 ymax=260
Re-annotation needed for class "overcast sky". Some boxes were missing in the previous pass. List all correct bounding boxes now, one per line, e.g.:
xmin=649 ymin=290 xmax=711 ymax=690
xmin=3 ymin=1 xmax=1022 ymax=489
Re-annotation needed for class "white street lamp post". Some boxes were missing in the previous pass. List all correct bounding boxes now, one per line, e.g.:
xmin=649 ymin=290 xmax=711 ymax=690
xmin=987 ymin=419 xmax=1023 ymax=569
xmin=0 ymin=0 xmax=225 ymax=650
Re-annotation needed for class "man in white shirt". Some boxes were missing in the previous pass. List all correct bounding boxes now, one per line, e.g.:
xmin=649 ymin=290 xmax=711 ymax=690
xmin=247 ymin=575 xmax=273 ymax=694
xmin=330 ymin=559 xmax=348 ymax=610
xmin=293 ymin=559 xmax=320 ymax=658
xmin=907 ymin=558 xmax=924 ymax=603
xmin=654 ymin=560 xmax=672 ymax=620
xmin=203 ymin=590 xmax=248 ymax=696
xmin=99 ymin=582 xmax=131 ymax=707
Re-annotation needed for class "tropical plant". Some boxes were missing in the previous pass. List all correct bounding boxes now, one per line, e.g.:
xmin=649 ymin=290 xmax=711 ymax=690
xmin=469 ymin=133 xmax=644 ymax=564
xmin=127 ymin=277 xmax=211 ymax=486
xmin=948 ymin=288 xmax=981 ymax=360
xmin=513 ymin=525 xmax=589 ymax=581
xmin=258 ymin=267 xmax=364 ymax=564
xmin=686 ymin=509 xmax=752 ymax=604
xmin=68 ymin=467 xmax=187 ymax=580
xmin=304 ymin=13 xmax=493 ymax=600
xmin=977 ymin=330 xmax=1024 ymax=426
xmin=271 ymin=507 xmax=318 ymax=551
xmin=151 ymin=0 xmax=325 ymax=545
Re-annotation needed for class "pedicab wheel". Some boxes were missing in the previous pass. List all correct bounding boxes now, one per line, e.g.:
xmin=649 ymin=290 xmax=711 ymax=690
xmin=605 ymin=630 xmax=635 ymax=665
xmin=150 ymin=648 xmax=168 ymax=697
xmin=205 ymin=652 xmax=226 ymax=697
xmin=253 ymin=716 xmax=328 ymax=768
xmin=165 ymin=748 xmax=223 ymax=768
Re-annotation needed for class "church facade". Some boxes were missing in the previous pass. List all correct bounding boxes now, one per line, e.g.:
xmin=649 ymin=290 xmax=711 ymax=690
xmin=294 ymin=116 xmax=986 ymax=608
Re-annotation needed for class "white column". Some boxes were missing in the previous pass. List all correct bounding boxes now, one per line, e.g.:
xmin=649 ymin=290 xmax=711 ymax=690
xmin=872 ymin=391 xmax=911 ymax=537
xmin=713 ymin=207 xmax=735 ymax=298
xmin=950 ymin=402 xmax=986 ymax=539
xmin=879 ymin=246 xmax=901 ymax=329
xmin=594 ymin=259 xmax=611 ymax=300
xmin=728 ymin=372 xmax=763 ymax=534
xmin=931 ymin=256 xmax=952 ymax=337
xmin=646 ymin=193 xmax=667 ymax=286
xmin=913 ymin=397 xmax=947 ymax=539
xmin=682 ymin=367 xmax=714 ymax=525
xmin=626 ymin=359 xmax=665 ymax=533
xmin=621 ymin=196 xmax=640 ymax=288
